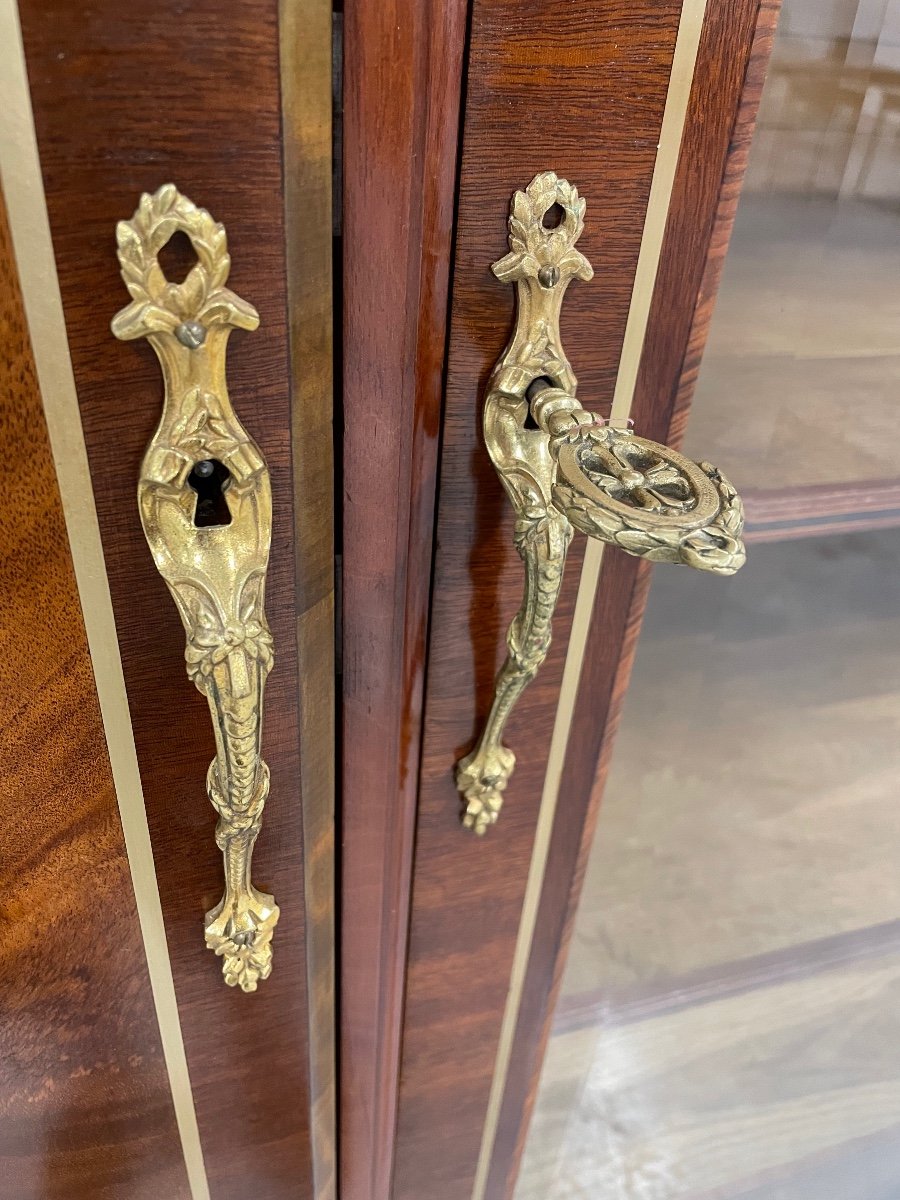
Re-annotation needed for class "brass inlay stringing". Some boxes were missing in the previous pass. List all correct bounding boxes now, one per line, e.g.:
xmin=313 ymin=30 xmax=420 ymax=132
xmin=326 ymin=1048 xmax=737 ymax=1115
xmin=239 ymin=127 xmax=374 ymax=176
xmin=456 ymin=172 xmax=746 ymax=834
xmin=113 ymin=185 xmax=278 ymax=990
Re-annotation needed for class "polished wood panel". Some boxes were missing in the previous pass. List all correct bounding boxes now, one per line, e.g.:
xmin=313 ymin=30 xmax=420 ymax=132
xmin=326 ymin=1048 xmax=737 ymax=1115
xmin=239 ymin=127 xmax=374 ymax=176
xmin=389 ymin=6 xmax=686 ymax=1200
xmin=18 ymin=6 xmax=315 ymax=1196
xmin=340 ymin=2 xmax=468 ymax=1198
xmin=0 ymin=187 xmax=188 ymax=1199
xmin=488 ymin=4 xmax=781 ymax=1197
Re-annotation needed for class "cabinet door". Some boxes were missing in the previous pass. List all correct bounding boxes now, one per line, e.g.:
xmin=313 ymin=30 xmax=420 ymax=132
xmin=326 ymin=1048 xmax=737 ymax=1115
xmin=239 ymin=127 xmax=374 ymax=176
xmin=341 ymin=3 xmax=776 ymax=1199
xmin=0 ymin=3 xmax=334 ymax=1197
xmin=520 ymin=2 xmax=900 ymax=1195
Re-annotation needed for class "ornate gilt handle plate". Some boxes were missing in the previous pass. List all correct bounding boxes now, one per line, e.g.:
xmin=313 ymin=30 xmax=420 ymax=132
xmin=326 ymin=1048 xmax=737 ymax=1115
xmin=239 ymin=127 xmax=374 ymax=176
xmin=455 ymin=172 xmax=746 ymax=835
xmin=112 ymin=185 xmax=277 ymax=991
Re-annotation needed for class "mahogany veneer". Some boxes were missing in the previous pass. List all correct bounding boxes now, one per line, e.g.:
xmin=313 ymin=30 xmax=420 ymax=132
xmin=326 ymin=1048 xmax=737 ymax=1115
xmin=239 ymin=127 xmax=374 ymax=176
xmin=0 ymin=188 xmax=188 ymax=1200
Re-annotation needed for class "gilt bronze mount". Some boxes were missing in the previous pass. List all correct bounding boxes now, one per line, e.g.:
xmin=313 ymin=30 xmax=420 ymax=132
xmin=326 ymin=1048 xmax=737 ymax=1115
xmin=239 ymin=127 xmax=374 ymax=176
xmin=112 ymin=185 xmax=278 ymax=990
xmin=455 ymin=172 xmax=745 ymax=834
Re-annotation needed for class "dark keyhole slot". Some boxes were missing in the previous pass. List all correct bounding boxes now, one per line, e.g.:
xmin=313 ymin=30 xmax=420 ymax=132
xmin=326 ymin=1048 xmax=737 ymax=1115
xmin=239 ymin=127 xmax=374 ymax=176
xmin=526 ymin=376 xmax=557 ymax=401
xmin=541 ymin=203 xmax=565 ymax=230
xmin=525 ymin=375 xmax=557 ymax=428
xmin=158 ymin=231 xmax=198 ymax=284
xmin=187 ymin=460 xmax=232 ymax=528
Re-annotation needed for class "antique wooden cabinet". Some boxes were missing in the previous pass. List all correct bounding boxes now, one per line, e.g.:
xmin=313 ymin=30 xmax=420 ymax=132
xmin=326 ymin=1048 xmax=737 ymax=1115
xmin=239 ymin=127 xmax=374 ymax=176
xmin=6 ymin=0 xmax=900 ymax=1198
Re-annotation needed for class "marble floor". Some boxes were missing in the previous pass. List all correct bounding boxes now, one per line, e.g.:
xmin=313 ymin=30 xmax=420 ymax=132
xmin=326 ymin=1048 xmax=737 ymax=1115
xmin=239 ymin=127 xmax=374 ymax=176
xmin=516 ymin=531 xmax=900 ymax=1199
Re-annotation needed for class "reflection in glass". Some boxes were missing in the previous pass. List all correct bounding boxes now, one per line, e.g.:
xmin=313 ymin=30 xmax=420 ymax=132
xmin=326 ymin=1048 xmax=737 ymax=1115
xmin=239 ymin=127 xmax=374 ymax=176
xmin=517 ymin=3 xmax=900 ymax=1196
xmin=517 ymin=533 xmax=900 ymax=1198
xmin=686 ymin=0 xmax=900 ymax=495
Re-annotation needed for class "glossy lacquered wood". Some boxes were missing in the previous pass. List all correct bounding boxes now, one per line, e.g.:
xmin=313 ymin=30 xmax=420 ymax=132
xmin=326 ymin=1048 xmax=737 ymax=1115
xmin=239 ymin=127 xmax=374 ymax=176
xmin=0 ymin=188 xmax=188 ymax=1199
xmin=340 ymin=3 xmax=468 ymax=1198
xmin=389 ymin=5 xmax=688 ymax=1199
xmin=18 ymin=5 xmax=316 ymax=1196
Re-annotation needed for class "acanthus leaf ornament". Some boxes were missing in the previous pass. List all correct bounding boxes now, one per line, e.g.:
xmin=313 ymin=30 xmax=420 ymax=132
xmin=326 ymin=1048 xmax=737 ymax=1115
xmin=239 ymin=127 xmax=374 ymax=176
xmin=455 ymin=172 xmax=746 ymax=835
xmin=112 ymin=185 xmax=278 ymax=991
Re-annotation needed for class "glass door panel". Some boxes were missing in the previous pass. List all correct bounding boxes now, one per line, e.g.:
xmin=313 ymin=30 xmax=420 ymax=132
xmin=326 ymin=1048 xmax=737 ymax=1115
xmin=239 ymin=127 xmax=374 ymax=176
xmin=518 ymin=531 xmax=900 ymax=1198
xmin=685 ymin=0 xmax=900 ymax=537
xmin=516 ymin=1 xmax=900 ymax=1195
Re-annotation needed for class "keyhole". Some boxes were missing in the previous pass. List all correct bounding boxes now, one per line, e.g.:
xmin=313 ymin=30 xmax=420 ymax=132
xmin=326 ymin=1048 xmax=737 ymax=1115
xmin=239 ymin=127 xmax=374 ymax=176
xmin=187 ymin=460 xmax=232 ymax=528
xmin=525 ymin=375 xmax=556 ymax=429
xmin=541 ymin=203 xmax=565 ymax=230
xmin=158 ymin=231 xmax=198 ymax=283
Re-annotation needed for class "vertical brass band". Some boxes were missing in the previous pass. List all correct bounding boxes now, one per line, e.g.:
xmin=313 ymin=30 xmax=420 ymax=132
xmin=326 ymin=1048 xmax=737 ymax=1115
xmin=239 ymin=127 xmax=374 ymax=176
xmin=280 ymin=0 xmax=337 ymax=1196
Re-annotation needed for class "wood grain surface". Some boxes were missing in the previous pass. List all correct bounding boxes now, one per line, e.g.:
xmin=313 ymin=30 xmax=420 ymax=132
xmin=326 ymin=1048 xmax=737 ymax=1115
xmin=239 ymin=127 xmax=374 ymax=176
xmin=0 ymin=187 xmax=189 ymax=1199
xmin=488 ymin=4 xmax=781 ymax=1198
xmin=340 ymin=3 xmax=468 ymax=1199
xmin=388 ymin=5 xmax=686 ymax=1199
xmin=17 ymin=5 xmax=316 ymax=1197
